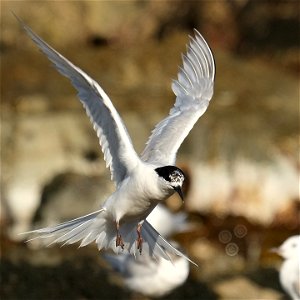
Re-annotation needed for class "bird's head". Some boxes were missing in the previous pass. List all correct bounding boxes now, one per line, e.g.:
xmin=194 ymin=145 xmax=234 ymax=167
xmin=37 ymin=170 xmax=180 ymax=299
xmin=155 ymin=166 xmax=185 ymax=201
xmin=270 ymin=235 xmax=300 ymax=259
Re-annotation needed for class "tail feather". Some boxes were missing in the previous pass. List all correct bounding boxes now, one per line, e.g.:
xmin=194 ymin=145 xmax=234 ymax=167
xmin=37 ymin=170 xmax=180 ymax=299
xmin=22 ymin=209 xmax=197 ymax=265
xmin=53 ymin=219 xmax=96 ymax=245
xmin=96 ymin=231 xmax=107 ymax=250
xmin=23 ymin=209 xmax=105 ymax=245
xmin=141 ymin=224 xmax=172 ymax=261
xmin=24 ymin=209 xmax=104 ymax=236
xmin=142 ymin=220 xmax=198 ymax=266
xmin=63 ymin=221 xmax=97 ymax=246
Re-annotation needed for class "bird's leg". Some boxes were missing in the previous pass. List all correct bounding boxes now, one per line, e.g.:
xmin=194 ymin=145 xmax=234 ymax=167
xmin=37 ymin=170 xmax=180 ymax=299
xmin=115 ymin=221 xmax=124 ymax=249
xmin=136 ymin=223 xmax=143 ymax=254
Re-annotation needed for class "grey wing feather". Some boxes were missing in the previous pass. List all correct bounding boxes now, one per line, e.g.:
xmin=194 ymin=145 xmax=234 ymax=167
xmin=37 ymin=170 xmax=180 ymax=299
xmin=17 ymin=16 xmax=140 ymax=185
xmin=141 ymin=29 xmax=215 ymax=165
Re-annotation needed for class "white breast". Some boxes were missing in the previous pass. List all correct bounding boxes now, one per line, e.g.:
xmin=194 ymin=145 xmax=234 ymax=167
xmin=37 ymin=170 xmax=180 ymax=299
xmin=104 ymin=164 xmax=169 ymax=222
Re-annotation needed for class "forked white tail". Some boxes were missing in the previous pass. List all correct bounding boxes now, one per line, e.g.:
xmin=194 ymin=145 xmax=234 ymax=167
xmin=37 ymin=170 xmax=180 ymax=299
xmin=23 ymin=209 xmax=197 ymax=265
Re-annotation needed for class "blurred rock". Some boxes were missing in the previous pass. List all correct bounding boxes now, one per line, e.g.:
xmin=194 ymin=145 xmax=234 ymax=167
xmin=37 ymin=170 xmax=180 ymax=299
xmin=1 ymin=1 xmax=187 ymax=47
xmin=213 ymin=276 xmax=282 ymax=299
xmin=196 ymin=1 xmax=240 ymax=51
xmin=190 ymin=238 xmax=245 ymax=281
xmin=33 ymin=172 xmax=112 ymax=228
xmin=185 ymin=155 xmax=299 ymax=226
xmin=1 ymin=255 xmax=131 ymax=300
xmin=272 ymin=199 xmax=300 ymax=230
xmin=2 ymin=1 xmax=299 ymax=60
xmin=2 ymin=110 xmax=108 ymax=238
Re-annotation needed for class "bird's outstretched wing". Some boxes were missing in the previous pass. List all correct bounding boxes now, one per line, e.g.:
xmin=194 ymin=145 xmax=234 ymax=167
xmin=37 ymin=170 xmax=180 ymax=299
xmin=141 ymin=30 xmax=215 ymax=165
xmin=17 ymin=16 xmax=140 ymax=185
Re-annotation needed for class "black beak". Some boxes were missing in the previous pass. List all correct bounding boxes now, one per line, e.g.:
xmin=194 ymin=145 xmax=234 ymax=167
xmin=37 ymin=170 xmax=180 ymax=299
xmin=173 ymin=186 xmax=184 ymax=202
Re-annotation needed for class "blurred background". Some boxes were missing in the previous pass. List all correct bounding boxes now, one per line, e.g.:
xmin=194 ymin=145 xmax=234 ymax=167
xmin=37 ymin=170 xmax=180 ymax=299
xmin=1 ymin=1 xmax=299 ymax=299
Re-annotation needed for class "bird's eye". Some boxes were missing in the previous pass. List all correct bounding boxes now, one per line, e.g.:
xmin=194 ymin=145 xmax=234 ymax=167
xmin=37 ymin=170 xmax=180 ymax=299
xmin=169 ymin=171 xmax=183 ymax=184
xmin=170 ymin=171 xmax=179 ymax=179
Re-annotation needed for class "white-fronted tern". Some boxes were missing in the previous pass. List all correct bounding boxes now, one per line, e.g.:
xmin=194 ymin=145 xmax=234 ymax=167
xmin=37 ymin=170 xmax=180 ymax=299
xmin=271 ymin=235 xmax=300 ymax=300
xmin=17 ymin=16 xmax=215 ymax=265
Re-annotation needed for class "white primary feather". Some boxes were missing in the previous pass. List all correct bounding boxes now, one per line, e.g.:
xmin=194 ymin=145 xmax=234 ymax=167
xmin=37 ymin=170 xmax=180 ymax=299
xmin=141 ymin=29 xmax=215 ymax=165
xmin=15 ymin=16 xmax=140 ymax=186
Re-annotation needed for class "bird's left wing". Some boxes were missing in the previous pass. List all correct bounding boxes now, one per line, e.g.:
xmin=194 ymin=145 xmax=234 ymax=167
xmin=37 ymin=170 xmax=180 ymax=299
xmin=141 ymin=30 xmax=215 ymax=165
xmin=16 ymin=16 xmax=140 ymax=185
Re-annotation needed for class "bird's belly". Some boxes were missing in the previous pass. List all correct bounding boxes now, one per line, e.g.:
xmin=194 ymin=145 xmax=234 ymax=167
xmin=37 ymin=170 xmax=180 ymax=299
xmin=116 ymin=195 xmax=156 ymax=222
xmin=104 ymin=167 xmax=169 ymax=222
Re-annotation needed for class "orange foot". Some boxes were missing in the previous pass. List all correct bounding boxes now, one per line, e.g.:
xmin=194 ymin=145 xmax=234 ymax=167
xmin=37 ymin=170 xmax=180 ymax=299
xmin=137 ymin=236 xmax=143 ymax=254
xmin=116 ymin=233 xmax=124 ymax=249
xmin=137 ymin=223 xmax=143 ymax=254
xmin=116 ymin=221 xmax=124 ymax=249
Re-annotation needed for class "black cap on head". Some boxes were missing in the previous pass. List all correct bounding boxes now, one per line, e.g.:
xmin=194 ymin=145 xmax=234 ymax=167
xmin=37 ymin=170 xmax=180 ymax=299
xmin=155 ymin=166 xmax=185 ymax=201
xmin=155 ymin=166 xmax=185 ymax=182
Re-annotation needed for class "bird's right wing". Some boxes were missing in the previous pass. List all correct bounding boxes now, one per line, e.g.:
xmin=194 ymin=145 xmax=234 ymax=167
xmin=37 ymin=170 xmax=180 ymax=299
xmin=17 ymin=16 xmax=141 ymax=186
xmin=141 ymin=30 xmax=215 ymax=165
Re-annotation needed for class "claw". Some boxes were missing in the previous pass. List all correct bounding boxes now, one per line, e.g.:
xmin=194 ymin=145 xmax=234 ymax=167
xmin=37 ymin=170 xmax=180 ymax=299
xmin=137 ymin=236 xmax=143 ymax=254
xmin=137 ymin=223 xmax=143 ymax=254
xmin=116 ymin=221 xmax=124 ymax=250
xmin=116 ymin=234 xmax=124 ymax=249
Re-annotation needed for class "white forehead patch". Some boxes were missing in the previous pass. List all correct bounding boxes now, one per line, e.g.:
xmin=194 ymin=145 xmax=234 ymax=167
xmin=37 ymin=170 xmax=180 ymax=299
xmin=169 ymin=170 xmax=184 ymax=185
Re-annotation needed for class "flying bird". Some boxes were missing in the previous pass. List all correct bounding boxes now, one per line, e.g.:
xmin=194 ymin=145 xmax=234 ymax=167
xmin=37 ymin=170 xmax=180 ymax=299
xmin=105 ymin=241 xmax=190 ymax=297
xmin=271 ymin=235 xmax=300 ymax=300
xmin=17 ymin=16 xmax=215 ymax=265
